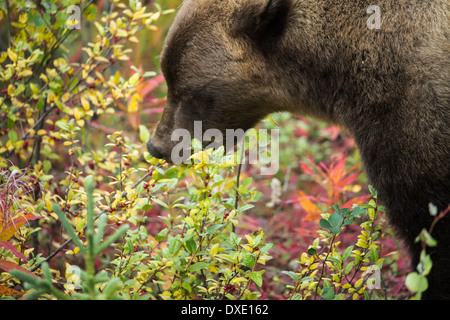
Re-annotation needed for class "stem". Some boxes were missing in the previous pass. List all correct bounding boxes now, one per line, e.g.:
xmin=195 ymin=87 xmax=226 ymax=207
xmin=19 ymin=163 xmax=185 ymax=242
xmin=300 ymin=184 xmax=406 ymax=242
xmin=314 ymin=234 xmax=337 ymax=299
xmin=233 ymin=139 xmax=245 ymax=233
xmin=5 ymin=0 xmax=12 ymax=47
xmin=30 ymin=105 xmax=46 ymax=257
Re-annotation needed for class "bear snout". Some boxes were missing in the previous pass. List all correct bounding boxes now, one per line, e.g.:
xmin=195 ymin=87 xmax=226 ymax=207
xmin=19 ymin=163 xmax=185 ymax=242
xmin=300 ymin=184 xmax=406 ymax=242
xmin=147 ymin=139 xmax=166 ymax=161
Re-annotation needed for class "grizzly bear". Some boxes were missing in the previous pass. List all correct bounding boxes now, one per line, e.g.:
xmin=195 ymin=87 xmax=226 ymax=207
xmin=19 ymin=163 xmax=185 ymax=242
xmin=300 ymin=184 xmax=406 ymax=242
xmin=147 ymin=0 xmax=450 ymax=299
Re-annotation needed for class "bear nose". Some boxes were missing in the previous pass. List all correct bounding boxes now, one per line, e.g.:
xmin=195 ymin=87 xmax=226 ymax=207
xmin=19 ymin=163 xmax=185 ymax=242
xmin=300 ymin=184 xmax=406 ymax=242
xmin=147 ymin=140 xmax=165 ymax=160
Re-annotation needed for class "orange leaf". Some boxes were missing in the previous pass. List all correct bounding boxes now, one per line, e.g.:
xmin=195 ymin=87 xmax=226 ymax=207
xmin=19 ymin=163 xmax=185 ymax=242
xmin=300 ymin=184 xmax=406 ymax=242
xmin=0 ymin=214 xmax=40 ymax=241
xmin=0 ymin=284 xmax=24 ymax=296
xmin=297 ymin=190 xmax=321 ymax=221
xmin=341 ymin=195 xmax=372 ymax=209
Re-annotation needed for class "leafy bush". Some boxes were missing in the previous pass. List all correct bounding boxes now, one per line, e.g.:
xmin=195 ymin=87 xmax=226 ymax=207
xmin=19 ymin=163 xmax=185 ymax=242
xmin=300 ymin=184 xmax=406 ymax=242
xmin=0 ymin=0 xmax=426 ymax=300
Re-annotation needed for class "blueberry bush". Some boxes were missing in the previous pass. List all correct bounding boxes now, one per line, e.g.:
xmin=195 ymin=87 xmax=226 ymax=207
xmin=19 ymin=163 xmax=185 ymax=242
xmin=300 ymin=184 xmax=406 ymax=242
xmin=0 ymin=0 xmax=439 ymax=300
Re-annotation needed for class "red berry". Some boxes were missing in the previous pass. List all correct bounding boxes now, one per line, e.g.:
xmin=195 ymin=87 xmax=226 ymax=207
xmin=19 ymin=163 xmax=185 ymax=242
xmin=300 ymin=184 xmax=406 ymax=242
xmin=88 ymin=160 xmax=94 ymax=170
xmin=1 ymin=89 xmax=7 ymax=95
xmin=124 ymin=161 xmax=130 ymax=166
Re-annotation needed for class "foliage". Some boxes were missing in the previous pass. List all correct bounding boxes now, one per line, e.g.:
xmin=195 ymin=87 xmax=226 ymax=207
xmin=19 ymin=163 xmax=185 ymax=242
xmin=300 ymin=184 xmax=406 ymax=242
xmin=283 ymin=190 xmax=385 ymax=300
xmin=405 ymin=204 xmax=449 ymax=300
xmin=0 ymin=0 xmax=423 ymax=301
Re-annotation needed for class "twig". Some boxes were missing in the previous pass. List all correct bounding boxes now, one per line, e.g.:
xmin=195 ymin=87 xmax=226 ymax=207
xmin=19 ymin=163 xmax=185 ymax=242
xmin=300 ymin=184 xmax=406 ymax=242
xmin=5 ymin=0 xmax=12 ymax=47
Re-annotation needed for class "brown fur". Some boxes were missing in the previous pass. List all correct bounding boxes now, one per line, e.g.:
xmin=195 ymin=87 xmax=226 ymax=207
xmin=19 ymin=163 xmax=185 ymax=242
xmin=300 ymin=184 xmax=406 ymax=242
xmin=148 ymin=0 xmax=450 ymax=299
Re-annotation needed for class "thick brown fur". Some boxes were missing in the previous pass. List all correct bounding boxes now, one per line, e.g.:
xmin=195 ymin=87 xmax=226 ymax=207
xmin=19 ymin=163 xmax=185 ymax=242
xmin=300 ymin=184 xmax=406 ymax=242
xmin=148 ymin=0 xmax=450 ymax=299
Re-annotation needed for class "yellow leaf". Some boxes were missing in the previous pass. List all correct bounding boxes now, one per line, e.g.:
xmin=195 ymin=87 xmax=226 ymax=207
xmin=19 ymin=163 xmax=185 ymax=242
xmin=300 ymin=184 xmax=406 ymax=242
xmin=127 ymin=94 xmax=140 ymax=113
xmin=110 ymin=20 xmax=117 ymax=34
xmin=0 ymin=51 xmax=7 ymax=63
xmin=354 ymin=278 xmax=364 ymax=288
xmin=19 ymin=13 xmax=28 ymax=24
xmin=113 ymin=71 xmax=121 ymax=84
xmin=7 ymin=48 xmax=17 ymax=63
xmin=81 ymin=97 xmax=90 ymax=111
xmin=310 ymin=262 xmax=319 ymax=270
xmin=19 ymin=69 xmax=33 ymax=77
xmin=129 ymin=73 xmax=140 ymax=86
xmin=210 ymin=243 xmax=220 ymax=257
xmin=37 ymin=129 xmax=47 ymax=136
xmin=128 ymin=36 xmax=139 ymax=43
xmin=73 ymin=107 xmax=83 ymax=120
xmin=7 ymin=84 xmax=14 ymax=96
xmin=40 ymin=74 xmax=48 ymax=83
xmin=30 ymin=83 xmax=39 ymax=94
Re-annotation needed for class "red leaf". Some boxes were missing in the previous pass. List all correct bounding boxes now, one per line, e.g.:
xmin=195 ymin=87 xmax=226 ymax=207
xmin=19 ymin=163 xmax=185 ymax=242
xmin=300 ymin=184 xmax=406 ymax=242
xmin=0 ymin=241 xmax=28 ymax=260
xmin=0 ymin=260 xmax=39 ymax=278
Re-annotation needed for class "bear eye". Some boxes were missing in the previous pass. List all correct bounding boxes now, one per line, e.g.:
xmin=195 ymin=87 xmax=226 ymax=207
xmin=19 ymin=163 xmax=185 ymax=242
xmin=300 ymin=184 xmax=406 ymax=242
xmin=183 ymin=89 xmax=215 ymax=118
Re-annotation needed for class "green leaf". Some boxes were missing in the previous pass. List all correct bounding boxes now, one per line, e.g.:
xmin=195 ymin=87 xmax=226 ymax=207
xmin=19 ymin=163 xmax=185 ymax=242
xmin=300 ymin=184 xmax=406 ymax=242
xmin=206 ymin=224 xmax=223 ymax=234
xmin=351 ymin=207 xmax=366 ymax=217
xmin=342 ymin=245 xmax=354 ymax=261
xmin=329 ymin=227 xmax=342 ymax=235
xmin=185 ymin=238 xmax=197 ymax=254
xmin=237 ymin=204 xmax=254 ymax=212
xmin=139 ymin=125 xmax=150 ymax=144
xmin=405 ymin=272 xmax=428 ymax=293
xmin=368 ymin=185 xmax=378 ymax=197
xmin=307 ymin=246 xmax=317 ymax=255
xmin=43 ymin=160 xmax=51 ymax=173
xmin=188 ymin=262 xmax=209 ymax=272
xmin=344 ymin=261 xmax=355 ymax=275
xmin=281 ymin=271 xmax=299 ymax=282
xmin=248 ymin=271 xmax=263 ymax=287
xmin=155 ymin=228 xmax=168 ymax=242
xmin=369 ymin=246 xmax=379 ymax=262
xmin=36 ymin=97 xmax=45 ymax=110
xmin=168 ymin=237 xmax=182 ymax=256
xmin=243 ymin=251 xmax=256 ymax=268
xmin=182 ymin=281 xmax=192 ymax=292
xmin=321 ymin=287 xmax=335 ymax=300
xmin=8 ymin=130 xmax=18 ymax=144
xmin=152 ymin=198 xmax=169 ymax=209
xmin=329 ymin=211 xmax=343 ymax=228
xmin=416 ymin=229 xmax=437 ymax=247
xmin=319 ymin=219 xmax=332 ymax=230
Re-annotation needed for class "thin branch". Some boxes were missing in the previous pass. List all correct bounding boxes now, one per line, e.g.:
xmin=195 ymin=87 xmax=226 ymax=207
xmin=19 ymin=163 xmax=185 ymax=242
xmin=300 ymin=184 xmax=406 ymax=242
xmin=5 ymin=0 xmax=12 ymax=47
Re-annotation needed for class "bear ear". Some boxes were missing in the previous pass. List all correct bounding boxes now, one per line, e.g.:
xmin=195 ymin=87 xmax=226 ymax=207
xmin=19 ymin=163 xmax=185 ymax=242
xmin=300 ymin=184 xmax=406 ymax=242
xmin=250 ymin=0 xmax=292 ymax=44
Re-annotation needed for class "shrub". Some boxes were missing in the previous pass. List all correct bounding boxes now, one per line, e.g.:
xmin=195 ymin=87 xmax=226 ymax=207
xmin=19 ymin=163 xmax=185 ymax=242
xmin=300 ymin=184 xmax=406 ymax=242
xmin=0 ymin=0 xmax=418 ymax=301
